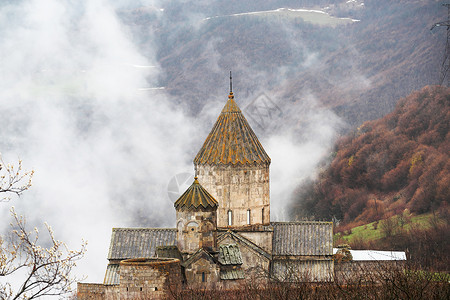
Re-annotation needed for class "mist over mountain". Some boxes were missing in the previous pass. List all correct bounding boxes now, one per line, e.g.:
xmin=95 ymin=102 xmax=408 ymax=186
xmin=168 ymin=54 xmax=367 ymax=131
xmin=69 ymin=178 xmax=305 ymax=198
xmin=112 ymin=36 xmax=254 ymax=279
xmin=291 ymin=85 xmax=449 ymax=225
xmin=118 ymin=0 xmax=443 ymax=126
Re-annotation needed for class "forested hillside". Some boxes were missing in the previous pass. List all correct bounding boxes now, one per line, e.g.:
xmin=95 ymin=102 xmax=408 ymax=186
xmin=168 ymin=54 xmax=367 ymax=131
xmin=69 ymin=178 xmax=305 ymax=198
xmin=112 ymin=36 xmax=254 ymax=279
xmin=120 ymin=0 xmax=444 ymax=127
xmin=292 ymin=85 xmax=449 ymax=225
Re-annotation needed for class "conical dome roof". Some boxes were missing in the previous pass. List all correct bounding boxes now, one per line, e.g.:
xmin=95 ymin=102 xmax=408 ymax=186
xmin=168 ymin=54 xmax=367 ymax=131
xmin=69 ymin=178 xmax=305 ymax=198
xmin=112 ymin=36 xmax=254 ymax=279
xmin=194 ymin=92 xmax=271 ymax=165
xmin=174 ymin=177 xmax=218 ymax=210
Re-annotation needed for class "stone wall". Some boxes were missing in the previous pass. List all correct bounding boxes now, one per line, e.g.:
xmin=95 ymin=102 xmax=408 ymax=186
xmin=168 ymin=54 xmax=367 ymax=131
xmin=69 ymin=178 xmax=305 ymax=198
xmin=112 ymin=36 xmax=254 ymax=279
xmin=196 ymin=163 xmax=270 ymax=227
xmin=77 ymin=283 xmax=106 ymax=300
xmin=184 ymin=254 xmax=220 ymax=286
xmin=176 ymin=209 xmax=217 ymax=254
xmin=237 ymin=228 xmax=273 ymax=254
xmin=271 ymin=258 xmax=334 ymax=282
xmin=219 ymin=235 xmax=271 ymax=279
xmin=119 ymin=258 xmax=182 ymax=299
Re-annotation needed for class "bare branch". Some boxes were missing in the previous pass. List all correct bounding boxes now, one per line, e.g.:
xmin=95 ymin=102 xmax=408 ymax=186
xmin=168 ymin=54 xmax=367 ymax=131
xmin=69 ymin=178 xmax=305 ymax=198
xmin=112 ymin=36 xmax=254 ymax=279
xmin=0 ymin=154 xmax=34 ymax=202
xmin=1 ymin=207 xmax=87 ymax=299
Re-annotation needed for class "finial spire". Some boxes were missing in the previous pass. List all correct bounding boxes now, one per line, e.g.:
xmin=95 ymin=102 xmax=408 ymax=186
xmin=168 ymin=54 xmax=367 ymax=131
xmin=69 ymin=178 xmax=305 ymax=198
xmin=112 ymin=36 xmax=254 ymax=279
xmin=228 ymin=71 xmax=234 ymax=99
xmin=229 ymin=71 xmax=232 ymax=94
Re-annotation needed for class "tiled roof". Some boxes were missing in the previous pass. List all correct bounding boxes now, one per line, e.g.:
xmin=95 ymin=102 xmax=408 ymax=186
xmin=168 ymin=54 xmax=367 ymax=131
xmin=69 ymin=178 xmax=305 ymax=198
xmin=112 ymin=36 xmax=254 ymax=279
xmin=218 ymin=244 xmax=243 ymax=265
xmin=194 ymin=92 xmax=271 ymax=165
xmin=220 ymin=268 xmax=245 ymax=280
xmin=107 ymin=228 xmax=176 ymax=260
xmin=103 ymin=264 xmax=119 ymax=285
xmin=174 ymin=177 xmax=218 ymax=210
xmin=272 ymin=222 xmax=333 ymax=256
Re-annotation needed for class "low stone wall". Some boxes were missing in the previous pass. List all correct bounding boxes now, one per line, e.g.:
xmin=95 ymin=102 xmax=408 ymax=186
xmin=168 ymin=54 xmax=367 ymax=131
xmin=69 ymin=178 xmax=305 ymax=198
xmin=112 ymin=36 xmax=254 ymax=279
xmin=77 ymin=283 xmax=105 ymax=300
xmin=119 ymin=258 xmax=182 ymax=299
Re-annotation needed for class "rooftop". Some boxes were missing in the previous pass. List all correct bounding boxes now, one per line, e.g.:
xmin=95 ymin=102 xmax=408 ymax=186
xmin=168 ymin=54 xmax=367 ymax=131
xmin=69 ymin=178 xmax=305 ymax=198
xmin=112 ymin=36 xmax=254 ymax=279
xmin=174 ymin=177 xmax=218 ymax=210
xmin=272 ymin=222 xmax=333 ymax=256
xmin=194 ymin=92 xmax=271 ymax=165
xmin=107 ymin=228 xmax=176 ymax=260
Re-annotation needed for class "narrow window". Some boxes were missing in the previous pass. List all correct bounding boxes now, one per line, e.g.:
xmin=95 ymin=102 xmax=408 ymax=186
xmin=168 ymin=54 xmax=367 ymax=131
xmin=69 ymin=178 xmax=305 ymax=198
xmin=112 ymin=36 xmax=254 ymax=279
xmin=228 ymin=210 xmax=232 ymax=226
xmin=202 ymin=272 xmax=206 ymax=282
xmin=262 ymin=207 xmax=265 ymax=224
xmin=247 ymin=209 xmax=251 ymax=225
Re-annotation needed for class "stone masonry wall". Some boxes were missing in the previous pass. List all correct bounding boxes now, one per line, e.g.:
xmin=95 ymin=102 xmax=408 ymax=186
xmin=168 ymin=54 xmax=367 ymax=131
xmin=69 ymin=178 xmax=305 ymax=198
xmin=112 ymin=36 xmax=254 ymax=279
xmin=238 ymin=229 xmax=273 ymax=254
xmin=119 ymin=258 xmax=182 ymax=299
xmin=77 ymin=283 xmax=106 ymax=300
xmin=176 ymin=210 xmax=217 ymax=254
xmin=184 ymin=255 xmax=220 ymax=286
xmin=196 ymin=164 xmax=270 ymax=227
xmin=218 ymin=236 xmax=270 ymax=280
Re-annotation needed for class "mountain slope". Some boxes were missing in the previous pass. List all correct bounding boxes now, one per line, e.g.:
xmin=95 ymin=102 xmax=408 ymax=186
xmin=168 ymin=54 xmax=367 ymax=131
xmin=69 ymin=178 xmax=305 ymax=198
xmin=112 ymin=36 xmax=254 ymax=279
xmin=120 ymin=0 xmax=444 ymax=127
xmin=292 ymin=85 xmax=449 ymax=225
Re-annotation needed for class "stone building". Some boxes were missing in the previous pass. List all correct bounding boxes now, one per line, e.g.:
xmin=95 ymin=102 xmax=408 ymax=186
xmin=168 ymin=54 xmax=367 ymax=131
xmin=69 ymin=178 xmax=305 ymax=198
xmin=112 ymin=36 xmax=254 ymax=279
xmin=77 ymin=84 xmax=334 ymax=299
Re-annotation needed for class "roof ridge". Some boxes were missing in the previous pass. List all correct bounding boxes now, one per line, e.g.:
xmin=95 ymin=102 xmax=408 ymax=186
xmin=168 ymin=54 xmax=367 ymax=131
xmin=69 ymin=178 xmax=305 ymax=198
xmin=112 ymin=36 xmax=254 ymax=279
xmin=271 ymin=221 xmax=333 ymax=225
xmin=112 ymin=227 xmax=176 ymax=231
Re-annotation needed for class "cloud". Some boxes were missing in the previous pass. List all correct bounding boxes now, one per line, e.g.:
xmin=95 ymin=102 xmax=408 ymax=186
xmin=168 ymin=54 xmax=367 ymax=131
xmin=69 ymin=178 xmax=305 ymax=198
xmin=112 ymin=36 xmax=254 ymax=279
xmin=247 ymin=91 xmax=343 ymax=220
xmin=0 ymin=0 xmax=198 ymax=283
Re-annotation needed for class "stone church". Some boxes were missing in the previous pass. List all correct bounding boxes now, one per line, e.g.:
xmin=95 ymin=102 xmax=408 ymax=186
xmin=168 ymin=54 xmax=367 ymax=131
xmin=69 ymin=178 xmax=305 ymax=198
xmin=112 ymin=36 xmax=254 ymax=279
xmin=77 ymin=82 xmax=334 ymax=299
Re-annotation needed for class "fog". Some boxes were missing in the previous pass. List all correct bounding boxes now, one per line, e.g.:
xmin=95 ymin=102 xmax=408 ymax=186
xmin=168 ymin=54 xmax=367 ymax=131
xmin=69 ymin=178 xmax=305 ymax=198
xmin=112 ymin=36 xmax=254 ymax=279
xmin=0 ymin=0 xmax=343 ymax=284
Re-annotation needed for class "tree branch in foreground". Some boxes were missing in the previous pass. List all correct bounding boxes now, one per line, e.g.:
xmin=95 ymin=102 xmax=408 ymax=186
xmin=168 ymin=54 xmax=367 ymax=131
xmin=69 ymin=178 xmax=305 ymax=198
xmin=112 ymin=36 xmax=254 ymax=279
xmin=0 ymin=207 xmax=87 ymax=299
xmin=0 ymin=154 xmax=34 ymax=202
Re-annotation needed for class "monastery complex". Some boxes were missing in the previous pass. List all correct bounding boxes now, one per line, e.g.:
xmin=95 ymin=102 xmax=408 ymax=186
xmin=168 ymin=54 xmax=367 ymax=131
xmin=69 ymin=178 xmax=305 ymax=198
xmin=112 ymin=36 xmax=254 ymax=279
xmin=77 ymin=82 xmax=335 ymax=299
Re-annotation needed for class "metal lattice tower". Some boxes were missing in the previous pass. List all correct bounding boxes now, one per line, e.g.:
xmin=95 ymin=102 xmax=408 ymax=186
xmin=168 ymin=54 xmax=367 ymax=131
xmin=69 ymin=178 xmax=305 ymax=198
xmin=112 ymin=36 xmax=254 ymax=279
xmin=431 ymin=4 xmax=450 ymax=86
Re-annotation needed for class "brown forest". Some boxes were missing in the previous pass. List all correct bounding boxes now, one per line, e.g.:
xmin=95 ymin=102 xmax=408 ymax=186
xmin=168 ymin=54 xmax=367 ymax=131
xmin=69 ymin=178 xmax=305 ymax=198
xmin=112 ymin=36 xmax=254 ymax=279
xmin=293 ymin=85 xmax=449 ymax=225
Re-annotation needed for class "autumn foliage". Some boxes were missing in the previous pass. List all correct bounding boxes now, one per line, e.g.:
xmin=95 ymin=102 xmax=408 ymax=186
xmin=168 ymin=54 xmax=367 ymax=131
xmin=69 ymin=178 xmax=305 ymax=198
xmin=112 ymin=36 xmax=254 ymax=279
xmin=293 ymin=86 xmax=449 ymax=225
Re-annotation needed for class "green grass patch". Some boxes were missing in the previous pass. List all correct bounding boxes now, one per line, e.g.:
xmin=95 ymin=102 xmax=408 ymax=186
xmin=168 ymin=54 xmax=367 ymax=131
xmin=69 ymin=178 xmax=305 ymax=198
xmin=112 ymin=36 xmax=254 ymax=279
xmin=406 ymin=270 xmax=450 ymax=282
xmin=335 ymin=213 xmax=437 ymax=244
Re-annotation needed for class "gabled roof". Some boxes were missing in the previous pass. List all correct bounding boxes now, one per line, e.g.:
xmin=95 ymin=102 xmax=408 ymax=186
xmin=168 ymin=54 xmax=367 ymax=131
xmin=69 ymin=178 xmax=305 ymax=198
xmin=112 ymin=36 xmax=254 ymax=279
xmin=194 ymin=92 xmax=271 ymax=165
xmin=181 ymin=248 xmax=216 ymax=268
xmin=272 ymin=222 xmax=333 ymax=256
xmin=107 ymin=228 xmax=176 ymax=260
xmin=218 ymin=230 xmax=271 ymax=260
xmin=174 ymin=177 xmax=218 ymax=210
xmin=218 ymin=244 xmax=243 ymax=265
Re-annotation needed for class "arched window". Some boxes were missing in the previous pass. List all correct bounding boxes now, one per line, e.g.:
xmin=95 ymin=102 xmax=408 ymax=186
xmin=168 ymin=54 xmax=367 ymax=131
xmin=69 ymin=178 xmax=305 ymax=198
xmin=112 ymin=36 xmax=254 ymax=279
xmin=202 ymin=272 xmax=206 ymax=282
xmin=177 ymin=221 xmax=183 ymax=233
xmin=247 ymin=209 xmax=251 ymax=225
xmin=228 ymin=210 xmax=232 ymax=226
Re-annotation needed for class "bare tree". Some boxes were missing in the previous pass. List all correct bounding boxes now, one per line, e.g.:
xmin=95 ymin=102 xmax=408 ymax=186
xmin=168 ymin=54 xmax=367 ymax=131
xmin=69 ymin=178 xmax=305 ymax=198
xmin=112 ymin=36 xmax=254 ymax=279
xmin=0 ymin=156 xmax=86 ymax=299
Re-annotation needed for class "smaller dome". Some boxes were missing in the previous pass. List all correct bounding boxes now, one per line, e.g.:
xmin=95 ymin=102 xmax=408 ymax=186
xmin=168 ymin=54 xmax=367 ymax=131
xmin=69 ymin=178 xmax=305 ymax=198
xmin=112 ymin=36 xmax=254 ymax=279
xmin=174 ymin=177 xmax=218 ymax=210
